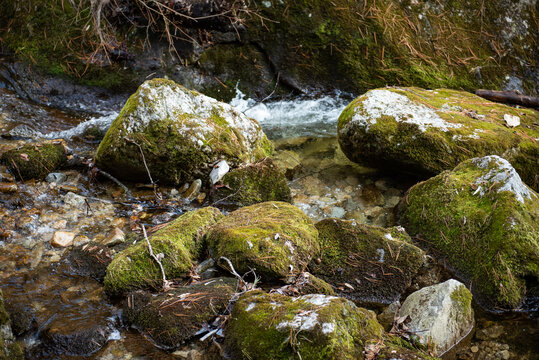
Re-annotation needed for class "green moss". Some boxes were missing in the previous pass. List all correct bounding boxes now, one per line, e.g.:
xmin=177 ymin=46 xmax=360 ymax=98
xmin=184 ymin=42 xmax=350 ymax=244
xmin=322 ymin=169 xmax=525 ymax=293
xmin=215 ymin=158 xmax=291 ymax=206
xmin=123 ymin=277 xmax=236 ymax=349
xmin=0 ymin=291 xmax=9 ymax=326
xmin=338 ymin=87 xmax=539 ymax=190
xmin=450 ymin=285 xmax=473 ymax=317
xmin=0 ymin=142 xmax=67 ymax=181
xmin=310 ymin=219 xmax=424 ymax=305
xmin=206 ymin=201 xmax=319 ymax=281
xmin=96 ymin=78 xmax=272 ymax=185
xmin=398 ymin=157 xmax=539 ymax=309
xmin=225 ymin=290 xmax=384 ymax=359
xmin=104 ymin=207 xmax=223 ymax=296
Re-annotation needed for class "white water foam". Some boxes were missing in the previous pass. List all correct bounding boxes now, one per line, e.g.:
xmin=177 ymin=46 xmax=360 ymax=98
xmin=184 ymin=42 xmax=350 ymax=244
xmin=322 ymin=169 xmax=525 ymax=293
xmin=230 ymin=88 xmax=351 ymax=139
xmin=43 ymin=112 xmax=118 ymax=139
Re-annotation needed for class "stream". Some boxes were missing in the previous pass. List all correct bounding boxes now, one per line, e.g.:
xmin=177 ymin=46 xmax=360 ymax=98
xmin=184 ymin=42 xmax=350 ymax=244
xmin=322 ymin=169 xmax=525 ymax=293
xmin=0 ymin=74 xmax=537 ymax=359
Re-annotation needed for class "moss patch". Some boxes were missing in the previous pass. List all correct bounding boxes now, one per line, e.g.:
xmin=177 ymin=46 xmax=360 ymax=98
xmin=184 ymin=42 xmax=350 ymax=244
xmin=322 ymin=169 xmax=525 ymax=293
xmin=225 ymin=290 xmax=384 ymax=360
xmin=338 ymin=87 xmax=539 ymax=190
xmin=95 ymin=78 xmax=273 ymax=185
xmin=397 ymin=156 xmax=539 ymax=310
xmin=104 ymin=207 xmax=223 ymax=296
xmin=310 ymin=218 xmax=425 ymax=305
xmin=206 ymin=201 xmax=319 ymax=281
xmin=123 ymin=277 xmax=236 ymax=349
xmin=1 ymin=141 xmax=67 ymax=181
xmin=215 ymin=158 xmax=291 ymax=206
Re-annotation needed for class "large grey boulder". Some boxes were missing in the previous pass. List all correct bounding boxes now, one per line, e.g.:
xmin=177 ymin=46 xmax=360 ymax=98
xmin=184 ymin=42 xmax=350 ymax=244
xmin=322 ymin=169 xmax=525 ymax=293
xmin=398 ymin=279 xmax=474 ymax=356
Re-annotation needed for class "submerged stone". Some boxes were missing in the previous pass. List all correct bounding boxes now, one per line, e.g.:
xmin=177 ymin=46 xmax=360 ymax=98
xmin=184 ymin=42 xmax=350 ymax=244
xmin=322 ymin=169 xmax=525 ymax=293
xmin=104 ymin=207 xmax=223 ymax=295
xmin=225 ymin=290 xmax=384 ymax=359
xmin=206 ymin=201 xmax=319 ymax=281
xmin=213 ymin=157 xmax=292 ymax=206
xmin=310 ymin=219 xmax=425 ymax=305
xmin=338 ymin=87 xmax=539 ymax=190
xmin=0 ymin=141 xmax=67 ymax=181
xmin=398 ymin=155 xmax=539 ymax=310
xmin=0 ymin=290 xmax=24 ymax=360
xmin=398 ymin=279 xmax=474 ymax=356
xmin=95 ymin=78 xmax=273 ymax=185
xmin=123 ymin=277 xmax=237 ymax=349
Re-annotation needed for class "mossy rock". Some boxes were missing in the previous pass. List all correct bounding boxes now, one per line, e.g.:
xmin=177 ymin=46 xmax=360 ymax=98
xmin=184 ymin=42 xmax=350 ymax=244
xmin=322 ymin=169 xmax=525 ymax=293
xmin=206 ymin=201 xmax=319 ymax=281
xmin=95 ymin=78 xmax=273 ymax=185
xmin=123 ymin=277 xmax=237 ymax=349
xmin=0 ymin=290 xmax=23 ymax=360
xmin=214 ymin=158 xmax=292 ymax=206
xmin=104 ymin=207 xmax=223 ymax=295
xmin=274 ymin=272 xmax=336 ymax=296
xmin=0 ymin=141 xmax=67 ymax=181
xmin=397 ymin=155 xmax=539 ymax=310
xmin=225 ymin=290 xmax=384 ymax=359
xmin=310 ymin=219 xmax=425 ymax=306
xmin=338 ymin=87 xmax=539 ymax=191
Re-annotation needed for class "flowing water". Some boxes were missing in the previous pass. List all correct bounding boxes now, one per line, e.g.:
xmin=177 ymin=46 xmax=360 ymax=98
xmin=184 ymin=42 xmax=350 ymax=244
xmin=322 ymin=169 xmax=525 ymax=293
xmin=0 ymin=77 xmax=537 ymax=359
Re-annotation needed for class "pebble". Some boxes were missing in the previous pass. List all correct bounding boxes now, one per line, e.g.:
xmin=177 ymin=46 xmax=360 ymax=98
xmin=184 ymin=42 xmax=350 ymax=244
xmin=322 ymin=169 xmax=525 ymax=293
xmin=0 ymin=182 xmax=18 ymax=193
xmin=101 ymin=227 xmax=125 ymax=246
xmin=45 ymin=172 xmax=67 ymax=184
xmin=51 ymin=231 xmax=75 ymax=247
xmin=51 ymin=219 xmax=67 ymax=229
xmin=183 ymin=179 xmax=202 ymax=201
xmin=63 ymin=191 xmax=86 ymax=208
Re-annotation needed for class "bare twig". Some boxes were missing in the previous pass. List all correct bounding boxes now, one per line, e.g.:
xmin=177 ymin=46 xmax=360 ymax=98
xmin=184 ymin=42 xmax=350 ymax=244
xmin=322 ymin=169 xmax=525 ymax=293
xmin=142 ymin=224 xmax=172 ymax=292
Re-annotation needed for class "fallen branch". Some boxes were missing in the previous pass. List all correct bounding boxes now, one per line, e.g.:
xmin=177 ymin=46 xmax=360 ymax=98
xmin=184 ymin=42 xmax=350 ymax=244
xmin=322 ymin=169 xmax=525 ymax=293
xmin=475 ymin=89 xmax=539 ymax=109
xmin=142 ymin=224 xmax=172 ymax=292
xmin=97 ymin=168 xmax=134 ymax=199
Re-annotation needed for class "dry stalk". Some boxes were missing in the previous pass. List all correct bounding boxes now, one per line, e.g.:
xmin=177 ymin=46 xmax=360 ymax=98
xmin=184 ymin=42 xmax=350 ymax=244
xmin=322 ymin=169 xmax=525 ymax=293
xmin=142 ymin=224 xmax=172 ymax=292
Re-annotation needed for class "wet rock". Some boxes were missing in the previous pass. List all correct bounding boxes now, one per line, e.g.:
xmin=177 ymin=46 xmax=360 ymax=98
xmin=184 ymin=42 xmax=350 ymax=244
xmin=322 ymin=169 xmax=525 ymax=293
xmin=398 ymin=155 xmax=539 ymax=310
xmin=338 ymin=88 xmax=539 ymax=190
xmin=195 ymin=258 xmax=215 ymax=274
xmin=377 ymin=301 xmax=400 ymax=331
xmin=272 ymin=272 xmax=335 ymax=297
xmin=209 ymin=160 xmax=229 ymax=184
xmin=62 ymin=191 xmax=86 ymax=208
xmin=123 ymin=277 xmax=237 ymax=349
xmin=39 ymin=323 xmax=115 ymax=357
xmin=0 ymin=141 xmax=67 ymax=181
xmin=51 ymin=231 xmax=75 ymax=247
xmin=399 ymin=279 xmax=474 ymax=356
xmin=225 ymin=290 xmax=384 ymax=359
xmin=105 ymin=207 xmax=223 ymax=295
xmin=475 ymin=324 xmax=505 ymax=341
xmin=183 ymin=179 xmax=202 ymax=202
xmin=214 ymin=158 xmax=292 ymax=206
xmin=95 ymin=78 xmax=273 ymax=185
xmin=206 ymin=202 xmax=319 ymax=281
xmin=310 ymin=219 xmax=424 ymax=306
xmin=45 ymin=172 xmax=67 ymax=184
xmin=101 ymin=227 xmax=125 ymax=246
xmin=0 ymin=183 xmax=17 ymax=193
xmin=64 ymin=242 xmax=113 ymax=281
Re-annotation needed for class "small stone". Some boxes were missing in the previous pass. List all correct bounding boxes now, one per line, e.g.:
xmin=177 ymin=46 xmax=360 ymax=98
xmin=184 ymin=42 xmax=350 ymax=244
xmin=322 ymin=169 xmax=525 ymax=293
xmin=63 ymin=191 xmax=86 ymax=208
xmin=471 ymin=345 xmax=479 ymax=353
xmin=384 ymin=195 xmax=401 ymax=208
xmin=209 ymin=160 xmax=229 ymax=184
xmin=51 ymin=219 xmax=67 ymax=229
xmin=196 ymin=258 xmax=216 ymax=274
xmin=504 ymin=114 xmax=520 ymax=127
xmin=375 ymin=179 xmax=389 ymax=191
xmin=197 ymin=192 xmax=206 ymax=203
xmin=0 ymin=182 xmax=18 ymax=193
xmin=330 ymin=206 xmax=346 ymax=218
xmin=45 ymin=172 xmax=67 ymax=184
xmin=499 ymin=349 xmax=510 ymax=360
xmin=101 ymin=227 xmax=125 ymax=246
xmin=73 ymin=235 xmax=91 ymax=247
xmin=51 ymin=231 xmax=75 ymax=247
xmin=172 ymin=350 xmax=190 ymax=358
xmin=183 ymin=179 xmax=202 ymax=201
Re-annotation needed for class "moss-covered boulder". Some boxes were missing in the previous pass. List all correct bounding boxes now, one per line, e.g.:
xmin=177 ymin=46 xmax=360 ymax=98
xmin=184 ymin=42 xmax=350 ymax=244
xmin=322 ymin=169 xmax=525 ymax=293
xmin=123 ymin=277 xmax=236 ymax=349
xmin=0 ymin=290 xmax=24 ymax=360
xmin=338 ymin=87 xmax=539 ymax=190
xmin=0 ymin=141 xmax=67 ymax=181
xmin=206 ymin=202 xmax=319 ymax=281
xmin=104 ymin=207 xmax=223 ymax=295
xmin=398 ymin=279 xmax=474 ymax=356
xmin=225 ymin=290 xmax=384 ymax=359
xmin=310 ymin=219 xmax=425 ymax=305
xmin=95 ymin=78 xmax=273 ymax=185
xmin=397 ymin=155 xmax=539 ymax=310
xmin=214 ymin=158 xmax=292 ymax=206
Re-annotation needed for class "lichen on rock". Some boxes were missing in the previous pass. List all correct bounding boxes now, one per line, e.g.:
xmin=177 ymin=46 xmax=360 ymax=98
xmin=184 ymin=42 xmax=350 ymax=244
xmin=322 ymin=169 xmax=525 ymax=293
xmin=225 ymin=290 xmax=384 ymax=359
xmin=206 ymin=201 xmax=319 ymax=281
xmin=397 ymin=155 xmax=539 ymax=310
xmin=104 ymin=207 xmax=223 ymax=296
xmin=213 ymin=157 xmax=292 ymax=206
xmin=95 ymin=78 xmax=273 ymax=185
xmin=310 ymin=218 xmax=425 ymax=305
xmin=338 ymin=87 xmax=539 ymax=190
